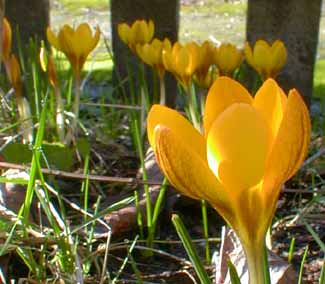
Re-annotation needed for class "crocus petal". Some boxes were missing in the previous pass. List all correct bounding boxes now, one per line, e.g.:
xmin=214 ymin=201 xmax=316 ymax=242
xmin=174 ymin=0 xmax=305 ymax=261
xmin=75 ymin=23 xmax=93 ymax=55
xmin=271 ymin=40 xmax=287 ymax=75
xmin=147 ymin=20 xmax=155 ymax=42
xmin=244 ymin=42 xmax=255 ymax=69
xmin=263 ymin=89 xmax=311 ymax=192
xmin=207 ymin=103 xmax=271 ymax=190
xmin=91 ymin=26 xmax=101 ymax=51
xmin=47 ymin=27 xmax=61 ymax=50
xmin=253 ymin=79 xmax=287 ymax=142
xmin=147 ymin=105 xmax=205 ymax=158
xmin=253 ymin=40 xmax=271 ymax=70
xmin=2 ymin=18 xmax=12 ymax=61
xmin=118 ymin=23 xmax=130 ymax=44
xmin=154 ymin=125 xmax=229 ymax=208
xmin=203 ymin=77 xmax=253 ymax=136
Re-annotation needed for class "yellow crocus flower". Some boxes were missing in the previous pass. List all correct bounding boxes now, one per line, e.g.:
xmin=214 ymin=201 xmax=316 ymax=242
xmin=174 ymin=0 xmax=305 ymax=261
xmin=245 ymin=39 xmax=287 ymax=80
xmin=214 ymin=43 xmax=242 ymax=77
xmin=136 ymin=38 xmax=171 ymax=78
xmin=47 ymin=23 xmax=100 ymax=75
xmin=162 ymin=41 xmax=199 ymax=89
xmin=2 ymin=17 xmax=12 ymax=63
xmin=118 ymin=19 xmax=154 ymax=53
xmin=147 ymin=77 xmax=310 ymax=284
xmin=195 ymin=68 xmax=218 ymax=90
xmin=194 ymin=41 xmax=216 ymax=89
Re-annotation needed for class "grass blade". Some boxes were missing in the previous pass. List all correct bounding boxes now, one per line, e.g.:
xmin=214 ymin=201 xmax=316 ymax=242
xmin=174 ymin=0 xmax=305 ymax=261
xmin=172 ymin=214 xmax=211 ymax=284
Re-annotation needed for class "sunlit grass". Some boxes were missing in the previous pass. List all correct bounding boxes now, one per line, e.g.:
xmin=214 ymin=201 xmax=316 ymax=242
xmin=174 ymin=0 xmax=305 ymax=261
xmin=57 ymin=0 xmax=109 ymax=10
xmin=182 ymin=1 xmax=247 ymax=15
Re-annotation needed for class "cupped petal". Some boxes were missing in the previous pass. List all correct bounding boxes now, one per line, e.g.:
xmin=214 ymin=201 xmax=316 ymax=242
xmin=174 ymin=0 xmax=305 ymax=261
xmin=118 ymin=23 xmax=130 ymax=44
xmin=203 ymin=76 xmax=253 ymax=136
xmin=244 ymin=42 xmax=255 ymax=69
xmin=271 ymin=40 xmax=287 ymax=75
xmin=253 ymin=79 xmax=287 ymax=142
xmin=76 ymin=23 xmax=93 ymax=55
xmin=207 ymin=103 xmax=271 ymax=190
xmin=47 ymin=27 xmax=61 ymax=51
xmin=263 ymin=89 xmax=311 ymax=193
xmin=253 ymin=40 xmax=271 ymax=70
xmin=175 ymin=46 xmax=190 ymax=75
xmin=154 ymin=125 xmax=230 ymax=210
xmin=90 ymin=25 xmax=101 ymax=52
xmin=147 ymin=20 xmax=155 ymax=42
xmin=147 ymin=105 xmax=205 ymax=158
xmin=2 ymin=18 xmax=12 ymax=61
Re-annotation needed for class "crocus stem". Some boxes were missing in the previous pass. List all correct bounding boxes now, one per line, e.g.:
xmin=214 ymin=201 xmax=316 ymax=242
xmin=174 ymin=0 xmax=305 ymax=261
xmin=244 ymin=240 xmax=266 ymax=284
xmin=159 ymin=75 xmax=166 ymax=105
xmin=186 ymin=83 xmax=201 ymax=132
xmin=71 ymin=72 xmax=81 ymax=137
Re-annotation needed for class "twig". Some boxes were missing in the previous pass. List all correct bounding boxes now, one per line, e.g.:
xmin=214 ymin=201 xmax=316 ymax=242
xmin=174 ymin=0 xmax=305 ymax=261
xmin=0 ymin=161 xmax=160 ymax=186
xmin=81 ymin=102 xmax=142 ymax=110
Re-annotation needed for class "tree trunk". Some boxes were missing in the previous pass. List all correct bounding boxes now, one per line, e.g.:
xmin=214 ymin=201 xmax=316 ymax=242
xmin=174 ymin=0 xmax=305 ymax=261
xmin=246 ymin=0 xmax=322 ymax=107
xmin=5 ymin=0 xmax=49 ymax=50
xmin=111 ymin=0 xmax=180 ymax=107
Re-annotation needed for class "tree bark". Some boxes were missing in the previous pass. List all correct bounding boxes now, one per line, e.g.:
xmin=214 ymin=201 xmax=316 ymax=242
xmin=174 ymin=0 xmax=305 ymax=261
xmin=111 ymin=0 xmax=180 ymax=107
xmin=5 ymin=0 xmax=49 ymax=50
xmin=246 ymin=0 xmax=322 ymax=107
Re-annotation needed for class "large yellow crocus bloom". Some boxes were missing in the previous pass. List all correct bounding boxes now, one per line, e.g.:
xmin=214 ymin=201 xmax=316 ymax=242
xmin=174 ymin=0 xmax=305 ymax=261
xmin=245 ymin=39 xmax=287 ymax=80
xmin=147 ymin=77 xmax=310 ymax=284
xmin=47 ymin=23 xmax=100 ymax=75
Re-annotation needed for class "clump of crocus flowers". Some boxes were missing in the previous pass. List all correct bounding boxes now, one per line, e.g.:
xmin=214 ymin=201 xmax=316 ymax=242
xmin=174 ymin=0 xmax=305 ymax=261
xmin=147 ymin=76 xmax=310 ymax=284
xmin=118 ymin=20 xmax=288 ymax=97
xmin=47 ymin=22 xmax=100 ymax=144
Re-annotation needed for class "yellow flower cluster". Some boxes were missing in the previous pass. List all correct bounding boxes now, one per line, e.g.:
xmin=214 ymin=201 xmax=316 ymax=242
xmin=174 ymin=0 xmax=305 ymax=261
xmin=118 ymin=19 xmax=288 ymax=89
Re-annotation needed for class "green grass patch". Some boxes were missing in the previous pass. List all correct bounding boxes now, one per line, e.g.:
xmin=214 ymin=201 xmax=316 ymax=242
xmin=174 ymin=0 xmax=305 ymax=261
xmin=313 ymin=58 xmax=325 ymax=98
xmin=57 ymin=0 xmax=109 ymax=11
xmin=182 ymin=1 xmax=246 ymax=15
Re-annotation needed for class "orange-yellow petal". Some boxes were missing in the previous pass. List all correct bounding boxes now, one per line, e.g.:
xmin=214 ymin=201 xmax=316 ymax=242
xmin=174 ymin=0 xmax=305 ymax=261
xmin=253 ymin=79 xmax=287 ymax=141
xmin=47 ymin=27 xmax=61 ymax=50
xmin=76 ymin=23 xmax=93 ymax=54
xmin=147 ymin=105 xmax=205 ymax=158
xmin=203 ymin=76 xmax=253 ymax=136
xmin=2 ymin=18 xmax=12 ymax=61
xmin=154 ymin=125 xmax=229 ymax=207
xmin=263 ymin=89 xmax=311 ymax=192
xmin=271 ymin=40 xmax=287 ymax=75
xmin=244 ymin=42 xmax=255 ymax=69
xmin=118 ymin=23 xmax=130 ymax=44
xmin=253 ymin=40 xmax=271 ymax=71
xmin=207 ymin=103 xmax=271 ymax=190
